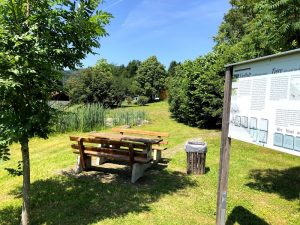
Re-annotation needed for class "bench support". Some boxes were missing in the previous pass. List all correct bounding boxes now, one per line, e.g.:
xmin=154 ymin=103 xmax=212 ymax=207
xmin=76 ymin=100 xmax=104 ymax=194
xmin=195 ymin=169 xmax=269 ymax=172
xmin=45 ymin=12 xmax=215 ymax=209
xmin=131 ymin=162 xmax=152 ymax=183
xmin=95 ymin=156 xmax=108 ymax=166
xmin=153 ymin=149 xmax=162 ymax=162
xmin=75 ymin=156 xmax=92 ymax=173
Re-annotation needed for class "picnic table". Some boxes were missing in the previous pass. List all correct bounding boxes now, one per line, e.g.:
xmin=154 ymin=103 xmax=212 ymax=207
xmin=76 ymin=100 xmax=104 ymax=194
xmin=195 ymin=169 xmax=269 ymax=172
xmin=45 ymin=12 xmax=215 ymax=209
xmin=89 ymin=132 xmax=162 ymax=158
xmin=70 ymin=132 xmax=163 ymax=183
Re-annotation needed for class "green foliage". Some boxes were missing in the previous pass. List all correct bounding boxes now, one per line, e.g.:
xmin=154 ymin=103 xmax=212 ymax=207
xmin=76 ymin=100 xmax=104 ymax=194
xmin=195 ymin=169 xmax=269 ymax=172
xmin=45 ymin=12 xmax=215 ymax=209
xmin=137 ymin=96 xmax=149 ymax=106
xmin=53 ymin=104 xmax=147 ymax=133
xmin=109 ymin=109 xmax=147 ymax=127
xmin=214 ymin=0 xmax=300 ymax=62
xmin=66 ymin=59 xmax=142 ymax=106
xmin=169 ymin=0 xmax=300 ymax=128
xmin=110 ymin=60 xmax=141 ymax=97
xmin=168 ymin=53 xmax=224 ymax=128
xmin=5 ymin=161 xmax=22 ymax=177
xmin=135 ymin=56 xmax=167 ymax=101
xmin=0 ymin=0 xmax=111 ymax=161
xmin=53 ymin=104 xmax=106 ymax=132
xmin=167 ymin=61 xmax=180 ymax=77
xmin=126 ymin=96 xmax=133 ymax=105
xmin=126 ymin=60 xmax=141 ymax=78
xmin=66 ymin=66 xmax=118 ymax=107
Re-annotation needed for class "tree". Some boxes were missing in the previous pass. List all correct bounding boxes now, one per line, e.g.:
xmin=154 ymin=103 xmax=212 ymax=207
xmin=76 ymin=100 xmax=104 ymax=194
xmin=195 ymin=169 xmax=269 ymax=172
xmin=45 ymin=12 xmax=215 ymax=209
xmin=67 ymin=59 xmax=130 ymax=107
xmin=0 ymin=1 xmax=112 ymax=224
xmin=66 ymin=68 xmax=113 ymax=105
xmin=135 ymin=56 xmax=167 ymax=101
xmin=112 ymin=60 xmax=141 ymax=96
xmin=242 ymin=0 xmax=300 ymax=55
xmin=167 ymin=61 xmax=180 ymax=77
xmin=214 ymin=0 xmax=300 ymax=63
xmin=168 ymin=0 xmax=300 ymax=129
xmin=126 ymin=60 xmax=141 ymax=78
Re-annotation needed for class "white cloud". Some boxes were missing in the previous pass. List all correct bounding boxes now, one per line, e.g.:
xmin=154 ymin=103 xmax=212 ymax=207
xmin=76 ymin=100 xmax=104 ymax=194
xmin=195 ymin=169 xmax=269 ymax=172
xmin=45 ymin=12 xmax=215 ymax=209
xmin=104 ymin=0 xmax=124 ymax=10
xmin=122 ymin=0 xmax=226 ymax=30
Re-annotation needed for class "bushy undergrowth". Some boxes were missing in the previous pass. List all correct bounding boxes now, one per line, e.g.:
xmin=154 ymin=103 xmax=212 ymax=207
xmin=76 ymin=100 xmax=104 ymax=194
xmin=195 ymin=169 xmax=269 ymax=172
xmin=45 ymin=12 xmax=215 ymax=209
xmin=53 ymin=104 xmax=147 ymax=133
xmin=137 ymin=96 xmax=149 ymax=106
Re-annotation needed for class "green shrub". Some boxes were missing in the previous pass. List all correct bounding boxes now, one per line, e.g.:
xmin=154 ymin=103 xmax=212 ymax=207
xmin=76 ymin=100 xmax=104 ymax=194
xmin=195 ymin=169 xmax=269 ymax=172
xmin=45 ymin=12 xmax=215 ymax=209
xmin=126 ymin=96 xmax=133 ymax=105
xmin=168 ymin=53 xmax=224 ymax=128
xmin=137 ymin=96 xmax=149 ymax=106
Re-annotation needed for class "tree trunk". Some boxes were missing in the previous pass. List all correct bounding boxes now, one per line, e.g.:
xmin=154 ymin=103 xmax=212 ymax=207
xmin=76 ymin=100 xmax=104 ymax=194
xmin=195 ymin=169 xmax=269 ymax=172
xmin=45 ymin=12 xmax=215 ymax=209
xmin=20 ymin=138 xmax=30 ymax=225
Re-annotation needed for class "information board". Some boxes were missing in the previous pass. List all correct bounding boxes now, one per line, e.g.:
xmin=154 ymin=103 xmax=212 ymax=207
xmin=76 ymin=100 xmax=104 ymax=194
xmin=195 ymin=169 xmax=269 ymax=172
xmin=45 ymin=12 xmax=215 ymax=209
xmin=228 ymin=51 xmax=300 ymax=156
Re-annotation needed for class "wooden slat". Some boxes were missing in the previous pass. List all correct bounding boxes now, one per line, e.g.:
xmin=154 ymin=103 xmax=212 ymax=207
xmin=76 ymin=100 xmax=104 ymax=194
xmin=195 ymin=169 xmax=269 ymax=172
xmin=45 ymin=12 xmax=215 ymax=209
xmin=71 ymin=144 xmax=148 ymax=158
xmin=157 ymin=141 xmax=168 ymax=145
xmin=72 ymin=150 xmax=152 ymax=163
xmin=111 ymin=128 xmax=169 ymax=137
xmin=89 ymin=133 xmax=161 ymax=145
xmin=70 ymin=136 xmax=147 ymax=149
xmin=152 ymin=146 xmax=167 ymax=151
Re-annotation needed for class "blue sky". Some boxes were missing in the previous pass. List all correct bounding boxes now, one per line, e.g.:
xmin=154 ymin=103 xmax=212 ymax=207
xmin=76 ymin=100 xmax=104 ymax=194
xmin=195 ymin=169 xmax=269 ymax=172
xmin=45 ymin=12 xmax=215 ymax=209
xmin=81 ymin=0 xmax=231 ymax=68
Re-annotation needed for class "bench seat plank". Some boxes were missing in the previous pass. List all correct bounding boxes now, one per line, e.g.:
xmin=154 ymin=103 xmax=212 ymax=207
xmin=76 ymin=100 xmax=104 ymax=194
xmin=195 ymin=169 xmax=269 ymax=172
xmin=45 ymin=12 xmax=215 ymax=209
xmin=72 ymin=150 xmax=152 ymax=164
xmin=71 ymin=144 xmax=147 ymax=158
xmin=111 ymin=128 xmax=169 ymax=137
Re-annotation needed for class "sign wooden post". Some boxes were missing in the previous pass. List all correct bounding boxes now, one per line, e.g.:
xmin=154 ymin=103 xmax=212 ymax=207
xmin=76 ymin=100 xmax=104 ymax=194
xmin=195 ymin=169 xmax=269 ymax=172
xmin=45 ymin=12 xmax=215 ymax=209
xmin=216 ymin=67 xmax=233 ymax=225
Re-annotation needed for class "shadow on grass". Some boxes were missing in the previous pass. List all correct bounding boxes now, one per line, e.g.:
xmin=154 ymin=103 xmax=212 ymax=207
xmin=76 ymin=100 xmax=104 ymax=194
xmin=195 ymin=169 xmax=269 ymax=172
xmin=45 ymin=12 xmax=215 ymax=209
xmin=0 ymin=165 xmax=196 ymax=225
xmin=0 ymin=206 xmax=21 ymax=225
xmin=226 ymin=206 xmax=269 ymax=225
xmin=246 ymin=166 xmax=300 ymax=200
xmin=205 ymin=167 xmax=210 ymax=174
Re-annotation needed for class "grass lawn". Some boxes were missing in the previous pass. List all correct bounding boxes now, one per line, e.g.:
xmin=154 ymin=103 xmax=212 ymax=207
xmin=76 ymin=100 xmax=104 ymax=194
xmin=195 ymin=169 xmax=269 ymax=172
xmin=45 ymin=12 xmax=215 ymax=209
xmin=0 ymin=101 xmax=299 ymax=225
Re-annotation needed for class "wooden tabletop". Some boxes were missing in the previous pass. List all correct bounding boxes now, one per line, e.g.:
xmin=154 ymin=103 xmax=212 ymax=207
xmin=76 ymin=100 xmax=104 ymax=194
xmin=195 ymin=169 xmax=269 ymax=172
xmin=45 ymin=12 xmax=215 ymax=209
xmin=89 ymin=132 xmax=162 ymax=145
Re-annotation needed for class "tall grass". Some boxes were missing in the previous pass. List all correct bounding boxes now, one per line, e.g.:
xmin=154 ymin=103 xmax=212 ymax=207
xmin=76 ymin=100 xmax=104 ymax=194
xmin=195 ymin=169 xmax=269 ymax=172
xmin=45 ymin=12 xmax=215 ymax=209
xmin=53 ymin=104 xmax=147 ymax=133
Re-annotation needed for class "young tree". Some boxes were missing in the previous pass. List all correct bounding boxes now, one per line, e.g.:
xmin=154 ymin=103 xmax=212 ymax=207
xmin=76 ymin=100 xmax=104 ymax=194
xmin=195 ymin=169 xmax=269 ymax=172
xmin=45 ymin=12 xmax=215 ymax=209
xmin=0 ymin=1 xmax=112 ymax=224
xmin=135 ymin=56 xmax=167 ymax=101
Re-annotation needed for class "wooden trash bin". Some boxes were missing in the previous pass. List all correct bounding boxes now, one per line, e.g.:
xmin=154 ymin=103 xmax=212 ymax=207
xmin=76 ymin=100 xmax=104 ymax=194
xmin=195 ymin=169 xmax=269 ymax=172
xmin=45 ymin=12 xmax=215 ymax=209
xmin=185 ymin=140 xmax=207 ymax=175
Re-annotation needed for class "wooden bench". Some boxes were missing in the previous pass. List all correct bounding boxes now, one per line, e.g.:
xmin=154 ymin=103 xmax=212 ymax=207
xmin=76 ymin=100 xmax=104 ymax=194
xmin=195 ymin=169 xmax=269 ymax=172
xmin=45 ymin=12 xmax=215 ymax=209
xmin=111 ymin=128 xmax=169 ymax=162
xmin=70 ymin=136 xmax=153 ymax=183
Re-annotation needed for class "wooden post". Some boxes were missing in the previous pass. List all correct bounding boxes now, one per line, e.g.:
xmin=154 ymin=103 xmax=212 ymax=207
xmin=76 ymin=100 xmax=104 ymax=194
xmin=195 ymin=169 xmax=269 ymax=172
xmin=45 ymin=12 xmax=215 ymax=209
xmin=129 ymin=143 xmax=134 ymax=169
xmin=77 ymin=138 xmax=86 ymax=170
xmin=216 ymin=67 xmax=233 ymax=225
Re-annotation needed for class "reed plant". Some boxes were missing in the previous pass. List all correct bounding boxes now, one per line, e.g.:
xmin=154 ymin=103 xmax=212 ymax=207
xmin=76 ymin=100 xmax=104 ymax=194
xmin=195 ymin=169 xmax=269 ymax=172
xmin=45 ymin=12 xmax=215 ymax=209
xmin=108 ymin=110 xmax=147 ymax=127
xmin=53 ymin=104 xmax=147 ymax=133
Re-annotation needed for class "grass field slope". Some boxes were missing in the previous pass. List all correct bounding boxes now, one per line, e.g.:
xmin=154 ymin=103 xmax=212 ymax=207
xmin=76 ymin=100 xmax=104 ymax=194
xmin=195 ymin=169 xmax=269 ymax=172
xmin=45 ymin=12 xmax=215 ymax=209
xmin=0 ymin=102 xmax=299 ymax=225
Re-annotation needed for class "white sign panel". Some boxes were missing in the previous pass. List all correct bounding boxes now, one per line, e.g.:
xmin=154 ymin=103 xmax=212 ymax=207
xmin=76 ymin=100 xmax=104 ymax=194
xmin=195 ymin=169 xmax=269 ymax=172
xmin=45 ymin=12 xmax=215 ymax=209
xmin=229 ymin=51 xmax=300 ymax=156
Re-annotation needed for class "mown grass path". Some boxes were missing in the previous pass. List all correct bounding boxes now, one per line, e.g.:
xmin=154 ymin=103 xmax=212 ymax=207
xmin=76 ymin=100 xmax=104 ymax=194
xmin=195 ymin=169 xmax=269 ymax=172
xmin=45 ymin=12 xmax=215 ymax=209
xmin=0 ymin=102 xmax=299 ymax=224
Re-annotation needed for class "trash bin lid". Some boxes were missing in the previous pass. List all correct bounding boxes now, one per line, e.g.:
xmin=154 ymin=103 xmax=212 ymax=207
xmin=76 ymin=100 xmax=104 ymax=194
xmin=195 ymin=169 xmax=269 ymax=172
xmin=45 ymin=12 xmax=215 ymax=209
xmin=185 ymin=140 xmax=207 ymax=153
